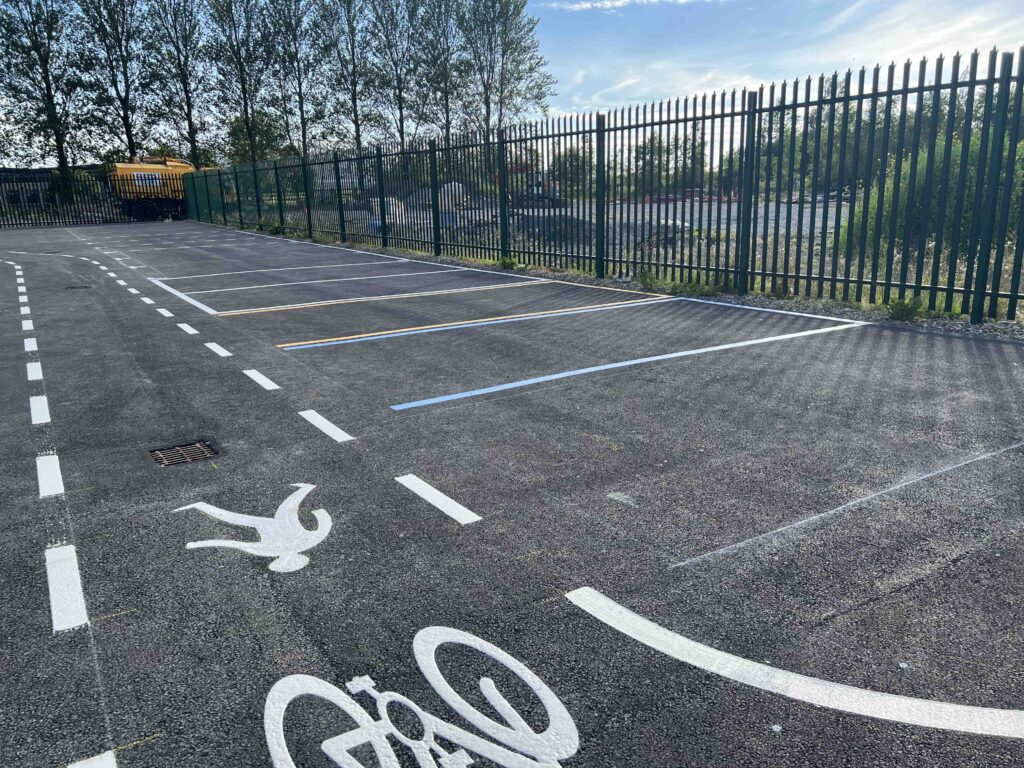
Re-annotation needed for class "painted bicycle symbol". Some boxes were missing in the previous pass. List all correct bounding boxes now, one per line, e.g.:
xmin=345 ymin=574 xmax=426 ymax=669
xmin=265 ymin=626 xmax=580 ymax=767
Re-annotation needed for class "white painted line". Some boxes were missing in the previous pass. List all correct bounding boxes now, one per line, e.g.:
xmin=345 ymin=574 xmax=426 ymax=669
xmin=30 ymin=395 xmax=51 ymax=425
xmin=243 ymin=369 xmax=280 ymax=390
xmin=204 ymin=342 xmax=232 ymax=357
xmin=177 ymin=323 xmax=199 ymax=335
xmin=16 ymin=276 xmax=24 ymax=284
xmin=186 ymin=268 xmax=460 ymax=295
xmin=22 ymin=319 xmax=33 ymax=331
xmin=26 ymin=361 xmax=42 ymax=380
xmin=298 ymin=409 xmax=354 ymax=443
xmin=140 ymin=297 xmax=155 ymax=304
xmin=149 ymin=277 xmax=219 ymax=314
xmin=395 ymin=474 xmax=480 ymax=525
xmin=68 ymin=752 xmax=117 ymax=768
xmin=156 ymin=308 xmax=174 ymax=317
xmin=45 ymin=545 xmax=89 ymax=633
xmin=566 ymin=586 xmax=1024 ymax=739
xmin=19 ymin=295 xmax=28 ymax=303
xmin=127 ymin=288 xmax=140 ymax=295
xmin=116 ymin=279 xmax=127 ymax=286
xmin=36 ymin=453 xmax=65 ymax=497
xmin=129 ymin=265 xmax=142 ymax=269
xmin=158 ymin=261 xmax=403 ymax=280
xmin=90 ymin=260 xmax=100 ymax=265
xmin=18 ymin=285 xmax=26 ymax=293
xmin=20 ymin=306 xmax=30 ymax=315
xmin=106 ymin=272 xmax=117 ymax=277
xmin=24 ymin=337 xmax=38 ymax=352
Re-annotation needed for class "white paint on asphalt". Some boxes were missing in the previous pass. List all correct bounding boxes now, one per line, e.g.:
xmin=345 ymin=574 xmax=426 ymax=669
xmin=395 ymin=474 xmax=481 ymax=525
xmin=106 ymin=272 xmax=117 ymax=277
xmin=20 ymin=306 xmax=30 ymax=315
xmin=30 ymin=395 xmax=50 ymax=424
xmin=18 ymin=285 xmax=26 ymax=293
xmin=158 ymin=261 xmax=401 ymax=280
xmin=116 ymin=280 xmax=127 ymax=286
xmin=156 ymin=308 xmax=174 ymax=317
xmin=566 ymin=586 xmax=1024 ymax=740
xmin=45 ymin=545 xmax=90 ymax=633
xmin=140 ymin=296 xmax=155 ymax=304
xmin=177 ymin=323 xmax=199 ymax=335
xmin=68 ymin=752 xmax=117 ymax=768
xmin=243 ymin=369 xmax=280 ymax=390
xmin=149 ymin=277 xmax=219 ymax=314
xmin=178 ymin=483 xmax=330 ymax=572
xmin=16 ymin=276 xmax=24 ymax=284
xmin=186 ymin=268 xmax=461 ymax=295
xmin=26 ymin=361 xmax=42 ymax=380
xmin=204 ymin=342 xmax=232 ymax=357
xmin=24 ymin=337 xmax=38 ymax=352
xmin=22 ymin=319 xmax=33 ymax=331
xmin=36 ymin=453 xmax=65 ymax=497
xmin=127 ymin=288 xmax=140 ymax=295
xmin=297 ymin=410 xmax=354 ymax=443
xmin=19 ymin=295 xmax=28 ymax=303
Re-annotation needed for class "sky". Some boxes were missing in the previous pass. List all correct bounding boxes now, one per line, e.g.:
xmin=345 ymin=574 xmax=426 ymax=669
xmin=529 ymin=0 xmax=1024 ymax=114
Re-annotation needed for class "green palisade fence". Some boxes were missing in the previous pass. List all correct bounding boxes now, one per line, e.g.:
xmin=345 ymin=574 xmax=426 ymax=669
xmin=185 ymin=47 xmax=1024 ymax=322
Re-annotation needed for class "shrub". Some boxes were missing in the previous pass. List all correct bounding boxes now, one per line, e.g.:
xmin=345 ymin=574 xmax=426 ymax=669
xmin=887 ymin=296 xmax=924 ymax=321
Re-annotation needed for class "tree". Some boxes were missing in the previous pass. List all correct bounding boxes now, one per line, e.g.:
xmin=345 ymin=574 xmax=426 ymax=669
xmin=78 ymin=0 xmax=152 ymax=158
xmin=367 ymin=0 xmax=421 ymax=150
xmin=318 ymin=0 xmax=370 ymax=158
xmin=224 ymin=107 xmax=286 ymax=164
xmin=457 ymin=0 xmax=554 ymax=135
xmin=268 ymin=0 xmax=328 ymax=156
xmin=416 ymin=0 xmax=466 ymax=146
xmin=207 ymin=0 xmax=271 ymax=164
xmin=147 ymin=0 xmax=210 ymax=167
xmin=0 ymin=0 xmax=86 ymax=170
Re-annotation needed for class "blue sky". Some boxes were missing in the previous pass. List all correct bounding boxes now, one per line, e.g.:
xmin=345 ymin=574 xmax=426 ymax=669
xmin=530 ymin=0 xmax=1024 ymax=114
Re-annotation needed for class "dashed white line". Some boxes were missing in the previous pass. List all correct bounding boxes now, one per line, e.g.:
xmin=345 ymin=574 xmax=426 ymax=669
xmin=19 ymin=295 xmax=28 ymax=303
xmin=36 ymin=453 xmax=65 ymax=497
xmin=156 ymin=308 xmax=174 ymax=317
xmin=243 ymin=369 xmax=280 ymax=390
xmin=20 ymin=306 xmax=30 ymax=315
xmin=24 ymin=337 xmax=38 ymax=352
xmin=204 ymin=342 xmax=232 ymax=357
xmin=177 ymin=323 xmax=199 ymax=335
xmin=26 ymin=361 xmax=42 ymax=380
xmin=22 ymin=320 xmax=33 ymax=331
xmin=18 ymin=286 xmax=26 ymax=293
xmin=127 ymin=288 xmax=140 ymax=295
xmin=298 ymin=409 xmax=354 ymax=443
xmin=140 ymin=297 xmax=155 ymax=304
xmin=106 ymin=272 xmax=117 ymax=277
xmin=45 ymin=545 xmax=89 ymax=633
xmin=30 ymin=395 xmax=51 ymax=425
xmin=16 ymin=277 xmax=25 ymax=284
xmin=394 ymin=474 xmax=481 ymax=525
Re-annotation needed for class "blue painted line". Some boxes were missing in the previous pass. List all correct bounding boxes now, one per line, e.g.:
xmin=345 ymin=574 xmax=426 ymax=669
xmin=389 ymin=323 xmax=864 ymax=411
xmin=285 ymin=297 xmax=683 ymax=350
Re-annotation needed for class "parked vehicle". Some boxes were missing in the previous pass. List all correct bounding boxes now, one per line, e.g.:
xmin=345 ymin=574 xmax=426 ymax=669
xmin=109 ymin=156 xmax=195 ymax=220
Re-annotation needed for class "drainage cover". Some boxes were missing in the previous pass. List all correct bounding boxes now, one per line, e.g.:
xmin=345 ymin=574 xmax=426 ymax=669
xmin=149 ymin=440 xmax=218 ymax=467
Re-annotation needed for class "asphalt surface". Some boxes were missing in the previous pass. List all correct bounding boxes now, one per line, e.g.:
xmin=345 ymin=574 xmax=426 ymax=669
xmin=2 ymin=220 xmax=1023 ymax=767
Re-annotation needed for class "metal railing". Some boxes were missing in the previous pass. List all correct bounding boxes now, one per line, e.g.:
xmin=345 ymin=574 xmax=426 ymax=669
xmin=186 ymin=47 xmax=1024 ymax=322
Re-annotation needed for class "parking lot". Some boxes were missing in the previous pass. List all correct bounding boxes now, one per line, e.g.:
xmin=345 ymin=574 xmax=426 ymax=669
xmin=3 ymin=220 xmax=1024 ymax=767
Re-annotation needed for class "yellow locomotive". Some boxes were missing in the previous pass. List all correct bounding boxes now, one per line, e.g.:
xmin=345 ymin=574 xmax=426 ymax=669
xmin=108 ymin=156 xmax=196 ymax=220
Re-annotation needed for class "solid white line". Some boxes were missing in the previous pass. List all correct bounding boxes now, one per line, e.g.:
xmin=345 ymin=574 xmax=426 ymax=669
xmin=566 ymin=586 xmax=1024 ymax=739
xmin=395 ymin=474 xmax=481 ymax=525
xmin=156 ymin=308 xmax=174 ymax=317
xmin=298 ymin=409 xmax=354 ymax=442
xmin=127 ymin=288 xmax=140 ymax=294
xmin=668 ymin=437 xmax=1024 ymax=570
xmin=36 ymin=453 xmax=65 ymax=497
xmin=204 ymin=342 xmax=232 ymax=357
xmin=45 ymin=545 xmax=89 ymax=633
xmin=116 ymin=280 xmax=127 ymax=286
xmin=24 ymin=337 xmax=38 ymax=352
xmin=22 ymin=320 xmax=33 ymax=331
xmin=68 ymin=752 xmax=117 ymax=768
xmin=159 ymin=261 xmax=402 ymax=280
xmin=149 ymin=277 xmax=219 ymax=314
xmin=30 ymin=395 xmax=51 ymax=424
xmin=140 ymin=297 xmax=155 ymax=304
xmin=177 ymin=323 xmax=199 ymax=335
xmin=243 ymin=369 xmax=280 ymax=390
xmin=27 ymin=361 xmax=42 ymax=380
xmin=186 ymin=268 xmax=460 ymax=295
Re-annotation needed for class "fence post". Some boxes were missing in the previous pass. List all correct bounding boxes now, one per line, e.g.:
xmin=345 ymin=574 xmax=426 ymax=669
xmin=202 ymin=171 xmax=214 ymax=223
xmin=217 ymin=169 xmax=228 ymax=225
xmin=233 ymin=166 xmax=244 ymax=228
xmin=594 ymin=113 xmax=607 ymax=279
xmin=736 ymin=91 xmax=759 ymax=295
xmin=332 ymin=151 xmax=347 ymax=242
xmin=273 ymin=160 xmax=285 ymax=232
xmin=497 ymin=129 xmax=511 ymax=263
xmin=300 ymin=154 xmax=314 ymax=239
xmin=375 ymin=146 xmax=388 ymax=247
xmin=185 ymin=174 xmax=196 ymax=220
xmin=972 ymin=52 xmax=1014 ymax=324
xmin=252 ymin=163 xmax=264 ymax=230
xmin=428 ymin=139 xmax=442 ymax=257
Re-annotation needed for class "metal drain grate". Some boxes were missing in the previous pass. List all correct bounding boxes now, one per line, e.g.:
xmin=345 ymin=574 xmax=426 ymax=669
xmin=149 ymin=440 xmax=218 ymax=467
